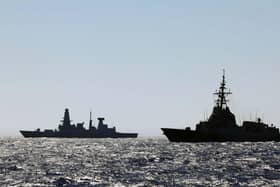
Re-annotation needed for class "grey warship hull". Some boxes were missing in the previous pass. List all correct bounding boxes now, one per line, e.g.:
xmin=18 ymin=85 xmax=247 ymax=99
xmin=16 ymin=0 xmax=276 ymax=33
xmin=161 ymin=128 xmax=280 ymax=142
xmin=20 ymin=130 xmax=138 ymax=138
xmin=161 ymin=70 xmax=280 ymax=142
xmin=20 ymin=109 xmax=138 ymax=139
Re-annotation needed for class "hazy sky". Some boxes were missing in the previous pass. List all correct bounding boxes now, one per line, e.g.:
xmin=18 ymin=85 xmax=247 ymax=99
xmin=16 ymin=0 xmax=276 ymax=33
xmin=1 ymin=1 xmax=280 ymax=137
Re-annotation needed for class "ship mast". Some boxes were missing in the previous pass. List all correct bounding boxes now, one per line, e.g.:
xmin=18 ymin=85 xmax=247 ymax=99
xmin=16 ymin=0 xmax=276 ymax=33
xmin=214 ymin=69 xmax=232 ymax=109
xmin=61 ymin=108 xmax=71 ymax=126
xmin=89 ymin=110 xmax=93 ymax=130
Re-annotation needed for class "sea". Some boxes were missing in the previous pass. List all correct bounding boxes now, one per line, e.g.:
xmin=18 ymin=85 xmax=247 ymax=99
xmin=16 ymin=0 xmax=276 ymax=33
xmin=0 ymin=138 xmax=280 ymax=187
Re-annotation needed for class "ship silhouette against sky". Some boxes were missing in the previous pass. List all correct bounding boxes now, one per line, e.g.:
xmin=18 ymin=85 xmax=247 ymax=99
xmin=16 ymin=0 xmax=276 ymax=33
xmin=20 ymin=109 xmax=138 ymax=138
xmin=162 ymin=70 xmax=280 ymax=142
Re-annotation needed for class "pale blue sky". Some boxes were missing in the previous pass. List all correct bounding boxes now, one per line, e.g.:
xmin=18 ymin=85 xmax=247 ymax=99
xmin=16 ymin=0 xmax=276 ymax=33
xmin=0 ymin=1 xmax=280 ymax=136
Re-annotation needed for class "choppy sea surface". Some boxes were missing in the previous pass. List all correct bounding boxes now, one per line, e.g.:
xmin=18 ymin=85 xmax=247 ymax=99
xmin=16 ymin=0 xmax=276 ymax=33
xmin=0 ymin=138 xmax=280 ymax=187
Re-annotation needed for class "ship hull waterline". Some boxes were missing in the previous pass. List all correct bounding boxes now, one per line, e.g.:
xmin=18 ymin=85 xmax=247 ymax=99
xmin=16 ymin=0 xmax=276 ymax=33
xmin=20 ymin=130 xmax=138 ymax=139
xmin=161 ymin=128 xmax=280 ymax=142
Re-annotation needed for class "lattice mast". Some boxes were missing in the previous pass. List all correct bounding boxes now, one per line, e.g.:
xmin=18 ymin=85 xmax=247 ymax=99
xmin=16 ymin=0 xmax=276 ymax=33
xmin=214 ymin=70 xmax=232 ymax=109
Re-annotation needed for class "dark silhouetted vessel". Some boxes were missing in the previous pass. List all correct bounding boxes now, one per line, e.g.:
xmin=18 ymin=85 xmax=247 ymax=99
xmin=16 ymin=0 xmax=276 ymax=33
xmin=20 ymin=109 xmax=138 ymax=138
xmin=161 ymin=70 xmax=280 ymax=142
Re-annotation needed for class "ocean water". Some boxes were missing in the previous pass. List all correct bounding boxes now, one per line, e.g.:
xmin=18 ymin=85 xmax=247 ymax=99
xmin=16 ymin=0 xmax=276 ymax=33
xmin=0 ymin=138 xmax=280 ymax=187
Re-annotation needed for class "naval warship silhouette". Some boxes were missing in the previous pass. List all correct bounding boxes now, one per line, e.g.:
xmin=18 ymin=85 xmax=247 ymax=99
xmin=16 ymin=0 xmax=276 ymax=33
xmin=161 ymin=70 xmax=280 ymax=142
xmin=20 ymin=109 xmax=138 ymax=138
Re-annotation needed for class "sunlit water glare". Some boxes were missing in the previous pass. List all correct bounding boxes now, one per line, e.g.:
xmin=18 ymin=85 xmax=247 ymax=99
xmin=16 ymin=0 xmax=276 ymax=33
xmin=0 ymin=138 xmax=280 ymax=186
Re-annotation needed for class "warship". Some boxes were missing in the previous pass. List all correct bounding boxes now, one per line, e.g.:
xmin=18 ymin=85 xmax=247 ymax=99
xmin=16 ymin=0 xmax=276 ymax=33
xmin=161 ymin=71 xmax=280 ymax=142
xmin=20 ymin=109 xmax=138 ymax=138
